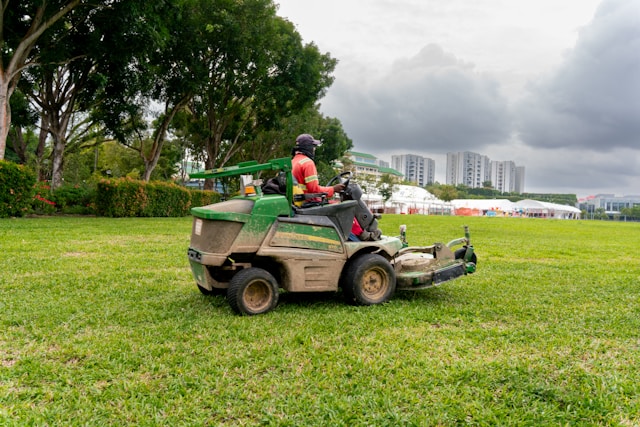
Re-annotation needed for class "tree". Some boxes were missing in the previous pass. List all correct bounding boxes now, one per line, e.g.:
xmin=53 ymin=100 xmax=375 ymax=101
xmin=176 ymin=0 xmax=336 ymax=189
xmin=377 ymin=173 xmax=396 ymax=204
xmin=25 ymin=63 xmax=94 ymax=188
xmin=438 ymin=185 xmax=459 ymax=202
xmin=427 ymin=183 xmax=459 ymax=202
xmin=6 ymin=90 xmax=38 ymax=164
xmin=620 ymin=206 xmax=640 ymax=219
xmin=100 ymin=0 xmax=195 ymax=182
xmin=22 ymin=1 xmax=174 ymax=187
xmin=594 ymin=207 xmax=609 ymax=220
xmin=0 ymin=0 xmax=87 ymax=161
xmin=230 ymin=106 xmax=321 ymax=165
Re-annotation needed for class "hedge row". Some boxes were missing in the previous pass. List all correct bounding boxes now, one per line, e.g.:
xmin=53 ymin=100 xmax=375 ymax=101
xmin=189 ymin=188 xmax=221 ymax=209
xmin=95 ymin=178 xmax=220 ymax=217
xmin=0 ymin=160 xmax=36 ymax=218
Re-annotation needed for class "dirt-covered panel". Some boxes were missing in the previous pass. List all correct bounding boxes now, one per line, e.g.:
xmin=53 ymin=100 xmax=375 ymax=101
xmin=190 ymin=218 xmax=243 ymax=254
xmin=269 ymin=222 xmax=343 ymax=253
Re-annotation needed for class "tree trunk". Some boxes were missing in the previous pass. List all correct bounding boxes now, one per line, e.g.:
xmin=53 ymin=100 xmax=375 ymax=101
xmin=0 ymin=0 xmax=83 ymax=160
xmin=203 ymin=156 xmax=215 ymax=190
xmin=35 ymin=122 xmax=49 ymax=181
xmin=50 ymin=135 xmax=66 ymax=189
xmin=141 ymin=157 xmax=158 ymax=182
xmin=141 ymin=97 xmax=191 ymax=182
xmin=0 ymin=81 xmax=12 ymax=160
xmin=10 ymin=126 xmax=27 ymax=163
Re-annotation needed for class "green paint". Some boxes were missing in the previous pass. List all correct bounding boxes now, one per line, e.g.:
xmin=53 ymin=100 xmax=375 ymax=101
xmin=189 ymin=260 xmax=207 ymax=286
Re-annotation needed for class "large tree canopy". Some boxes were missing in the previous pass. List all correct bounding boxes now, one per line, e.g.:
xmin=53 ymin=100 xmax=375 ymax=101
xmin=23 ymin=1 xmax=173 ymax=187
xmin=174 ymin=0 xmax=336 ymax=188
xmin=3 ymin=0 xmax=341 ymax=188
xmin=0 ymin=0 xmax=90 ymax=160
xmin=90 ymin=0 xmax=336 ymax=185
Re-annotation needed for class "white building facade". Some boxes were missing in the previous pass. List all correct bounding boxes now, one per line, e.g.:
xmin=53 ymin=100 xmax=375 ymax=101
xmin=446 ymin=152 xmax=491 ymax=189
xmin=490 ymin=160 xmax=516 ymax=193
xmin=447 ymin=151 xmax=524 ymax=193
xmin=515 ymin=166 xmax=526 ymax=194
xmin=391 ymin=154 xmax=435 ymax=186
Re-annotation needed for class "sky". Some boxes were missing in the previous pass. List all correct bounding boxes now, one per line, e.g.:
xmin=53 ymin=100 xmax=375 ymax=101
xmin=275 ymin=0 xmax=640 ymax=198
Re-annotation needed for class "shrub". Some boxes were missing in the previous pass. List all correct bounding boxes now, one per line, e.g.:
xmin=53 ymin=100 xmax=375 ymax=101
xmin=53 ymin=184 xmax=97 ymax=215
xmin=189 ymin=189 xmax=221 ymax=207
xmin=95 ymin=178 xmax=149 ymax=217
xmin=0 ymin=160 xmax=36 ymax=218
xmin=31 ymin=181 xmax=57 ymax=215
xmin=95 ymin=178 xmax=194 ymax=217
xmin=143 ymin=182 xmax=191 ymax=217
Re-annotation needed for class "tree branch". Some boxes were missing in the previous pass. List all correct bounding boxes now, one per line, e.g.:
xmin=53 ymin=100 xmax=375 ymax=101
xmin=9 ymin=0 xmax=82 ymax=81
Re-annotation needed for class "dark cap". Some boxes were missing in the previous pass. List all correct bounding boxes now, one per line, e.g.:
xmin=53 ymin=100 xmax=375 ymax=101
xmin=296 ymin=133 xmax=322 ymax=146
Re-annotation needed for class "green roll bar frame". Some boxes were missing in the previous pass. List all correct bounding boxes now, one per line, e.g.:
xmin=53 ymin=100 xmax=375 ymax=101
xmin=189 ymin=157 xmax=295 ymax=212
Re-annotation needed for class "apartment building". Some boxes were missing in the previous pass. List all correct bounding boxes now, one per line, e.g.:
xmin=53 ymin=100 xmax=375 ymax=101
xmin=391 ymin=154 xmax=435 ymax=186
xmin=490 ymin=160 xmax=516 ymax=193
xmin=515 ymin=166 xmax=526 ymax=194
xmin=446 ymin=151 xmax=491 ymax=189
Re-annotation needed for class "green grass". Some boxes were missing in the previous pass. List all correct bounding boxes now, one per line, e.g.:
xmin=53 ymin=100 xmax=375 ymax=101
xmin=1 ymin=215 xmax=639 ymax=426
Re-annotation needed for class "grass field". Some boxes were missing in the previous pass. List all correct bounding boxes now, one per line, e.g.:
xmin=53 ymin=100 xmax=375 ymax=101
xmin=1 ymin=215 xmax=639 ymax=426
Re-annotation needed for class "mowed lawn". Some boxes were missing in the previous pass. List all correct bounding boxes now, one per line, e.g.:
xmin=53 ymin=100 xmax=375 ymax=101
xmin=1 ymin=215 xmax=639 ymax=426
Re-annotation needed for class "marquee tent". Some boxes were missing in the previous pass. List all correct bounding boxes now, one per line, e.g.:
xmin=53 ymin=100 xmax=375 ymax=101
xmin=513 ymin=199 xmax=581 ymax=219
xmin=451 ymin=199 xmax=581 ymax=219
xmin=362 ymin=185 xmax=453 ymax=214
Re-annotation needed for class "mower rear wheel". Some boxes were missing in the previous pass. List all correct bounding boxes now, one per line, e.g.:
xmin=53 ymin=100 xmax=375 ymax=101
xmin=342 ymin=253 xmax=396 ymax=305
xmin=227 ymin=268 xmax=279 ymax=315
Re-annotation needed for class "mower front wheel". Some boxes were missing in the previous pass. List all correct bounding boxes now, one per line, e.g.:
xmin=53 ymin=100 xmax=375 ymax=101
xmin=227 ymin=268 xmax=279 ymax=315
xmin=342 ymin=253 xmax=396 ymax=306
xmin=454 ymin=247 xmax=478 ymax=265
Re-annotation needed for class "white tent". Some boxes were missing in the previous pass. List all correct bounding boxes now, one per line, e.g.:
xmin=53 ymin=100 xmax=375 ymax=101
xmin=451 ymin=199 xmax=515 ymax=216
xmin=358 ymin=186 xmax=581 ymax=219
xmin=513 ymin=199 xmax=581 ymax=219
xmin=362 ymin=185 xmax=452 ymax=214
xmin=450 ymin=198 xmax=581 ymax=219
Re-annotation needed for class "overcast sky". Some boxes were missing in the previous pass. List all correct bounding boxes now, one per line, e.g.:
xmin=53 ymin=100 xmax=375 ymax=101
xmin=276 ymin=0 xmax=640 ymax=198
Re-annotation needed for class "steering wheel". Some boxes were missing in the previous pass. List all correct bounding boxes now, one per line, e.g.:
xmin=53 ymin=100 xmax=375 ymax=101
xmin=326 ymin=171 xmax=351 ymax=191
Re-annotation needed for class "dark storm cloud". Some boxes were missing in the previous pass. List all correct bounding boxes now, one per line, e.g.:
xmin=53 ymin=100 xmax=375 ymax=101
xmin=309 ymin=0 xmax=639 ymax=195
xmin=517 ymin=0 xmax=640 ymax=152
xmin=518 ymin=148 xmax=640 ymax=195
xmin=326 ymin=44 xmax=512 ymax=154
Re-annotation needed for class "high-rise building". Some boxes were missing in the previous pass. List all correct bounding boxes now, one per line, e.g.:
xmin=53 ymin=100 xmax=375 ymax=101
xmin=515 ymin=166 xmax=526 ymax=194
xmin=490 ymin=160 xmax=516 ymax=193
xmin=391 ymin=154 xmax=435 ymax=186
xmin=446 ymin=151 xmax=525 ymax=193
xmin=446 ymin=151 xmax=491 ymax=188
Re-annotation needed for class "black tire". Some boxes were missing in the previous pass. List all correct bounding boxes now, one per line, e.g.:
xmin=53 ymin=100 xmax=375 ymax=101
xmin=197 ymin=284 xmax=226 ymax=296
xmin=341 ymin=253 xmax=396 ymax=306
xmin=227 ymin=268 xmax=279 ymax=315
xmin=454 ymin=247 xmax=478 ymax=265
